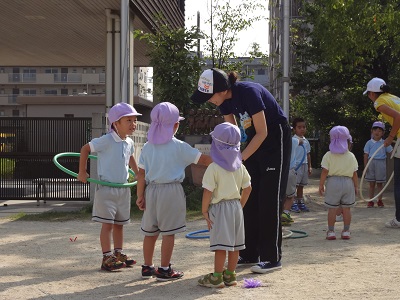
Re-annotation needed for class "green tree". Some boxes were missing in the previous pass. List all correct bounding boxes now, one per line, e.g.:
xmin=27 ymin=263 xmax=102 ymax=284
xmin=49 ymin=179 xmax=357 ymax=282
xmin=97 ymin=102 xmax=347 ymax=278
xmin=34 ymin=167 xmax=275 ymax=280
xmin=134 ymin=21 xmax=203 ymax=117
xmin=203 ymin=0 xmax=268 ymax=77
xmin=291 ymin=0 xmax=400 ymax=166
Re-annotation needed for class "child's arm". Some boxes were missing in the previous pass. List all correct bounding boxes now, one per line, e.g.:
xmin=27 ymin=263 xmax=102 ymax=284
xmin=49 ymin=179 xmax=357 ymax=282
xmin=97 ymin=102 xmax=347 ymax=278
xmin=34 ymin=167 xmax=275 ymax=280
xmin=77 ymin=143 xmax=91 ymax=183
xmin=240 ymin=185 xmax=252 ymax=208
xmin=197 ymin=154 xmax=213 ymax=166
xmin=363 ymin=153 xmax=368 ymax=167
xmin=307 ymin=153 xmax=312 ymax=175
xmin=128 ymin=155 xmax=139 ymax=176
xmin=201 ymin=189 xmax=213 ymax=230
xmin=352 ymin=171 xmax=359 ymax=196
xmin=136 ymin=168 xmax=146 ymax=210
xmin=319 ymin=168 xmax=329 ymax=196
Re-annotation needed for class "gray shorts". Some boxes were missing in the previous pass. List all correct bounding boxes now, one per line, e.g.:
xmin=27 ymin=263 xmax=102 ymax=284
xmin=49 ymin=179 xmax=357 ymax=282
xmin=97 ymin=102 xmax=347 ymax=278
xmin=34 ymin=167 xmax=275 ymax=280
xmin=296 ymin=164 xmax=309 ymax=186
xmin=365 ymin=159 xmax=387 ymax=183
xmin=286 ymin=168 xmax=297 ymax=197
xmin=141 ymin=182 xmax=186 ymax=236
xmin=324 ymin=176 xmax=356 ymax=208
xmin=92 ymin=185 xmax=131 ymax=225
xmin=209 ymin=199 xmax=245 ymax=252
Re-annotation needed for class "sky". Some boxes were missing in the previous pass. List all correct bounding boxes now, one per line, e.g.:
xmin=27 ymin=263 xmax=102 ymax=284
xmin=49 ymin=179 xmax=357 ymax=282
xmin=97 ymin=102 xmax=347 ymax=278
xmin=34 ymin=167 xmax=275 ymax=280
xmin=185 ymin=0 xmax=269 ymax=56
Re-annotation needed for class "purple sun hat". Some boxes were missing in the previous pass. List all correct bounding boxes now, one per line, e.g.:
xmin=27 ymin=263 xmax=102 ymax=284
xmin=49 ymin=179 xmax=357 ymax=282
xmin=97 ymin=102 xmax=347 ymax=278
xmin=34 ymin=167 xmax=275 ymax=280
xmin=147 ymin=102 xmax=184 ymax=145
xmin=210 ymin=122 xmax=242 ymax=171
xmin=329 ymin=126 xmax=351 ymax=154
xmin=108 ymin=102 xmax=142 ymax=132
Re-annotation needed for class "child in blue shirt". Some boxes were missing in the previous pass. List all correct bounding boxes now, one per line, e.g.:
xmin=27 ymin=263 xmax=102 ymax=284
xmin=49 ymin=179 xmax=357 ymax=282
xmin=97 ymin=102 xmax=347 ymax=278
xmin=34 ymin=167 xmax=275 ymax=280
xmin=78 ymin=102 xmax=141 ymax=271
xmin=136 ymin=102 xmax=212 ymax=281
xmin=364 ymin=121 xmax=393 ymax=208
xmin=291 ymin=117 xmax=312 ymax=212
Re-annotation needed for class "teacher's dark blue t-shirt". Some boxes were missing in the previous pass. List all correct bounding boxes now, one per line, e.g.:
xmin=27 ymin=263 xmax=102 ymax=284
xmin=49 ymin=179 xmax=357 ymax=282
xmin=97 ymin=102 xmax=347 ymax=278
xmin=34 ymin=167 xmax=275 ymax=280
xmin=219 ymin=81 xmax=287 ymax=143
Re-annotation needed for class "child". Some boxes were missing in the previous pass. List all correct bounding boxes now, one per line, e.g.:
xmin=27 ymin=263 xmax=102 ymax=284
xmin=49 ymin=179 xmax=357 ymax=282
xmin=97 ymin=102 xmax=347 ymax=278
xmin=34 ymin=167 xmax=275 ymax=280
xmin=77 ymin=102 xmax=141 ymax=271
xmin=336 ymin=135 xmax=354 ymax=222
xmin=197 ymin=122 xmax=252 ymax=288
xmin=291 ymin=117 xmax=312 ymax=212
xmin=136 ymin=102 xmax=212 ymax=281
xmin=319 ymin=126 xmax=358 ymax=240
xmin=363 ymin=121 xmax=393 ymax=208
xmin=282 ymin=136 xmax=302 ymax=225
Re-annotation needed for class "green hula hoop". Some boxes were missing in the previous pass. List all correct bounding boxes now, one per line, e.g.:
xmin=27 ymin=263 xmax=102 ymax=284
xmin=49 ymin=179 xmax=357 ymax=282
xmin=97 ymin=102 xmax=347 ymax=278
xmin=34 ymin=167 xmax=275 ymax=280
xmin=53 ymin=152 xmax=137 ymax=188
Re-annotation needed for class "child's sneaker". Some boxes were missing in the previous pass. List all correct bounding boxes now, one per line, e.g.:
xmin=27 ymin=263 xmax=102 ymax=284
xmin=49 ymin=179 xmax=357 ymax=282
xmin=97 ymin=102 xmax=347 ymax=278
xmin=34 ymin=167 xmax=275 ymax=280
xmin=326 ymin=230 xmax=336 ymax=240
xmin=281 ymin=211 xmax=294 ymax=223
xmin=114 ymin=251 xmax=136 ymax=267
xmin=101 ymin=254 xmax=125 ymax=271
xmin=367 ymin=201 xmax=374 ymax=208
xmin=341 ymin=230 xmax=351 ymax=240
xmin=155 ymin=264 xmax=184 ymax=281
xmin=385 ymin=218 xmax=400 ymax=228
xmin=298 ymin=199 xmax=310 ymax=212
xmin=223 ymin=270 xmax=237 ymax=286
xmin=141 ymin=265 xmax=156 ymax=279
xmin=198 ymin=273 xmax=225 ymax=288
xmin=377 ymin=200 xmax=384 ymax=207
xmin=290 ymin=202 xmax=300 ymax=213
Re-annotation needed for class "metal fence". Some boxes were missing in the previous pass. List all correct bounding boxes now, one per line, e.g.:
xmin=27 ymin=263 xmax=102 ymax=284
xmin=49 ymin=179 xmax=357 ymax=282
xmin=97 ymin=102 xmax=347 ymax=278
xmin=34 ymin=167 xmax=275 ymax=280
xmin=0 ymin=117 xmax=91 ymax=201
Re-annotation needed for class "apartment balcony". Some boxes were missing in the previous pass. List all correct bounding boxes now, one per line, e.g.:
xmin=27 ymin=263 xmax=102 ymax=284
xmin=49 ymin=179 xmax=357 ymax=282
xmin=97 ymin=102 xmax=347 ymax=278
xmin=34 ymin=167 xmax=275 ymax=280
xmin=0 ymin=72 xmax=105 ymax=85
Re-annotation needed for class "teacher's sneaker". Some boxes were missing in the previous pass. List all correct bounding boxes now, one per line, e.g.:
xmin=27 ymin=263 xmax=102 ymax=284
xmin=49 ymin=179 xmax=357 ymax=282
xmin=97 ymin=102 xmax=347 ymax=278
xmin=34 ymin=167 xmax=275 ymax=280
xmin=377 ymin=200 xmax=384 ymax=207
xmin=250 ymin=261 xmax=282 ymax=274
xmin=385 ymin=218 xmax=400 ymax=228
xmin=198 ymin=273 xmax=224 ymax=288
xmin=237 ymin=256 xmax=259 ymax=266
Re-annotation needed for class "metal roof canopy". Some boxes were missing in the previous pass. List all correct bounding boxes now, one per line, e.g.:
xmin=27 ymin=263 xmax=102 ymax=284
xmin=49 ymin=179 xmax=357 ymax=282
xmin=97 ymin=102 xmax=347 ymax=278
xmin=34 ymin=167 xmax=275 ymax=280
xmin=0 ymin=0 xmax=182 ymax=67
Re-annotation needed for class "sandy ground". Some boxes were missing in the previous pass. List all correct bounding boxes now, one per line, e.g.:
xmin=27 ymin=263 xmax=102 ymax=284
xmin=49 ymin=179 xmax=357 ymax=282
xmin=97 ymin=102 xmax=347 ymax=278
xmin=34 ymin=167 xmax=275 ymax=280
xmin=1 ymin=175 xmax=400 ymax=300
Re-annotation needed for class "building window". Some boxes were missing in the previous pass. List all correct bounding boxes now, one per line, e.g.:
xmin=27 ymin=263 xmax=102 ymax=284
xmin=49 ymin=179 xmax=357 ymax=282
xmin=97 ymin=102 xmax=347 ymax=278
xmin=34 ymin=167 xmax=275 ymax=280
xmin=12 ymin=110 xmax=19 ymax=117
xmin=0 ymin=110 xmax=4 ymax=116
xmin=64 ymin=114 xmax=74 ymax=118
xmin=44 ymin=89 xmax=57 ymax=95
xmin=0 ymin=89 xmax=4 ymax=94
xmin=91 ymin=89 xmax=96 ymax=94
xmin=72 ymin=89 xmax=77 ymax=95
xmin=23 ymin=89 xmax=36 ymax=96
xmin=61 ymin=88 xmax=68 ymax=95
xmin=257 ymin=68 xmax=266 ymax=75
xmin=45 ymin=68 xmax=58 ymax=74
xmin=92 ymin=68 xmax=96 ymax=73
xmin=0 ymin=68 xmax=4 ymax=73
xmin=83 ymin=68 xmax=87 ymax=74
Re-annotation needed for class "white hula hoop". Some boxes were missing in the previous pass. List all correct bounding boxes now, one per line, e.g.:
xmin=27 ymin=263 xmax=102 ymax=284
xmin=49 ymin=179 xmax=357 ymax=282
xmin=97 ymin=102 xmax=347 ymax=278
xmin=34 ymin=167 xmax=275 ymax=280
xmin=359 ymin=138 xmax=400 ymax=202
xmin=282 ymin=229 xmax=293 ymax=239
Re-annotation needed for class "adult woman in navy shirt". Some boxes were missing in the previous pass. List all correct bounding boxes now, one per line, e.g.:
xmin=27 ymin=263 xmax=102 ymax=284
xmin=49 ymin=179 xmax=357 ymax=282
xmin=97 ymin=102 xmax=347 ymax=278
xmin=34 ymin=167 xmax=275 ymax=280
xmin=191 ymin=68 xmax=291 ymax=273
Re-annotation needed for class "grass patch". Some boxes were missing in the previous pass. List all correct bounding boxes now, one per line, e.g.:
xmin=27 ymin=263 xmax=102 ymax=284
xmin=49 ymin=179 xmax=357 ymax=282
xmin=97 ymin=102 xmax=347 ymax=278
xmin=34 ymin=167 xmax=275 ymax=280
xmin=0 ymin=158 xmax=15 ymax=178
xmin=10 ymin=179 xmax=204 ymax=222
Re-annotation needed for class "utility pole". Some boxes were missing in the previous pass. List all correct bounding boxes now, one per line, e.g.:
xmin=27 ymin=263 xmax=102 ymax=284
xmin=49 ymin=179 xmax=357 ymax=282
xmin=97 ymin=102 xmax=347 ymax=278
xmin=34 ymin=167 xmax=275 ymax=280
xmin=282 ymin=0 xmax=290 ymax=117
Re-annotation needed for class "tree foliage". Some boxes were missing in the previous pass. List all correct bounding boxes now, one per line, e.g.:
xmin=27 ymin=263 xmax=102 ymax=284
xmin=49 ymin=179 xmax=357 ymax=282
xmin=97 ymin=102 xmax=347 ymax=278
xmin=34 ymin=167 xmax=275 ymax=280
xmin=203 ymin=0 xmax=268 ymax=77
xmin=291 ymin=0 xmax=400 ymax=166
xmin=134 ymin=21 xmax=203 ymax=115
